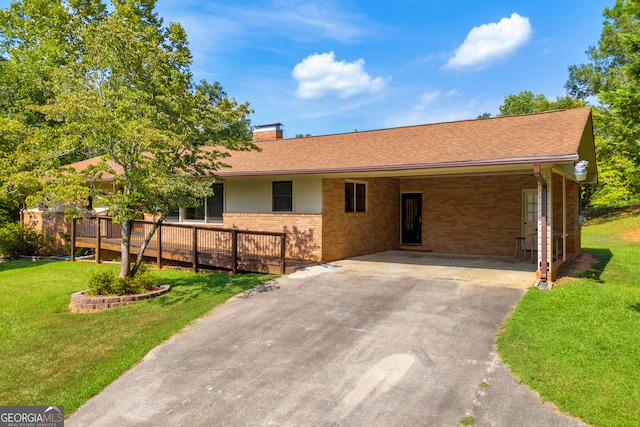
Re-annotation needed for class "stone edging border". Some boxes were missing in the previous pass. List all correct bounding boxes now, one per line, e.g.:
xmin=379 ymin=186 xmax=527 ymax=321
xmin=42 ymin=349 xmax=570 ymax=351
xmin=69 ymin=284 xmax=170 ymax=313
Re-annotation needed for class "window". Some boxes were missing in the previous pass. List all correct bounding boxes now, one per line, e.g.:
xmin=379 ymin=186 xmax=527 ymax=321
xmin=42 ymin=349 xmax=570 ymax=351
xmin=184 ymin=202 xmax=205 ymax=221
xmin=166 ymin=183 xmax=224 ymax=222
xmin=273 ymin=181 xmax=293 ymax=212
xmin=345 ymin=182 xmax=354 ymax=212
xmin=167 ymin=208 xmax=180 ymax=222
xmin=207 ymin=183 xmax=224 ymax=219
xmin=345 ymin=182 xmax=366 ymax=212
xmin=355 ymin=183 xmax=366 ymax=212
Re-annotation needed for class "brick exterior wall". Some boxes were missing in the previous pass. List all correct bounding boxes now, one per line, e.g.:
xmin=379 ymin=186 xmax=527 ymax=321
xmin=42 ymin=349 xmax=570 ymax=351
xmin=252 ymin=129 xmax=283 ymax=141
xmin=22 ymin=210 xmax=70 ymax=243
xmin=142 ymin=212 xmax=322 ymax=261
xmin=309 ymin=173 xmax=581 ymax=262
xmin=321 ymin=177 xmax=400 ymax=262
xmin=222 ymin=213 xmax=322 ymax=260
xmin=30 ymin=171 xmax=583 ymax=265
xmin=399 ymin=174 xmax=540 ymax=256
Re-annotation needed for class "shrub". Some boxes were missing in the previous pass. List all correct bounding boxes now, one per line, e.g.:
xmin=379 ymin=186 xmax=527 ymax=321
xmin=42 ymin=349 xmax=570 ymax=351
xmin=86 ymin=265 xmax=157 ymax=296
xmin=0 ymin=222 xmax=67 ymax=258
xmin=133 ymin=264 xmax=156 ymax=291
xmin=86 ymin=271 xmax=116 ymax=296
xmin=0 ymin=222 xmax=43 ymax=258
xmin=111 ymin=277 xmax=144 ymax=296
xmin=0 ymin=198 xmax=19 ymax=227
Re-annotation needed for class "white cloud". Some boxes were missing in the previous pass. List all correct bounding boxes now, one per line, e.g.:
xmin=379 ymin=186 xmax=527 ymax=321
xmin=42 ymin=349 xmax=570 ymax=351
xmin=444 ymin=13 xmax=532 ymax=70
xmin=383 ymin=89 xmax=499 ymax=127
xmin=162 ymin=0 xmax=373 ymax=52
xmin=419 ymin=90 xmax=442 ymax=105
xmin=292 ymin=52 xmax=389 ymax=99
xmin=409 ymin=52 xmax=448 ymax=67
xmin=269 ymin=0 xmax=369 ymax=42
xmin=413 ymin=89 xmax=460 ymax=113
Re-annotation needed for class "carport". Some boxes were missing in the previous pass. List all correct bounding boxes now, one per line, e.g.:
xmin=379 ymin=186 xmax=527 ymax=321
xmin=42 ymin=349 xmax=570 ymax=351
xmin=393 ymin=160 xmax=595 ymax=286
xmin=317 ymin=108 xmax=597 ymax=288
xmin=321 ymin=250 xmax=537 ymax=289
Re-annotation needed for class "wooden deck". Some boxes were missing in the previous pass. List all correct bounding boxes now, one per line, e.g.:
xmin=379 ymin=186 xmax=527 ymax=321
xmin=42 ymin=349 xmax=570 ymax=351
xmin=71 ymin=217 xmax=311 ymax=275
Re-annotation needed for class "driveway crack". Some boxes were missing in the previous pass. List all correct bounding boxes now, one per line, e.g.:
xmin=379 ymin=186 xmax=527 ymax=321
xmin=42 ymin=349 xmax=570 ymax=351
xmin=468 ymin=352 xmax=500 ymax=418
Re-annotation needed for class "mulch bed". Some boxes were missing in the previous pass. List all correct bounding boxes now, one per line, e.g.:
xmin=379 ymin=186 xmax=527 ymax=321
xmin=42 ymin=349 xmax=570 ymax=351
xmin=554 ymin=252 xmax=601 ymax=285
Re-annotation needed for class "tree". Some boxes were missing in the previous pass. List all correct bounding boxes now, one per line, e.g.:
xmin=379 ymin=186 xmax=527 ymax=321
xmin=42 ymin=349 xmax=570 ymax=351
xmin=0 ymin=0 xmax=107 ymax=205
xmin=566 ymin=0 xmax=640 ymax=204
xmin=3 ymin=0 xmax=254 ymax=278
xmin=588 ymin=107 xmax=639 ymax=204
xmin=498 ymin=91 xmax=586 ymax=116
xmin=497 ymin=90 xmax=597 ymax=207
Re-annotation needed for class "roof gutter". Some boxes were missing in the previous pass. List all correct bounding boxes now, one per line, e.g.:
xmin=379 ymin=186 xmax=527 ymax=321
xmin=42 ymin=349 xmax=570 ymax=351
xmin=217 ymin=154 xmax=580 ymax=177
xmin=80 ymin=154 xmax=580 ymax=182
xmin=534 ymin=163 xmax=548 ymax=284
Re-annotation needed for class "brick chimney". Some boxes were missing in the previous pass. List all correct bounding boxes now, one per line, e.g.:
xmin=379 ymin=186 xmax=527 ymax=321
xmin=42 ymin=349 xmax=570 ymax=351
xmin=253 ymin=123 xmax=283 ymax=141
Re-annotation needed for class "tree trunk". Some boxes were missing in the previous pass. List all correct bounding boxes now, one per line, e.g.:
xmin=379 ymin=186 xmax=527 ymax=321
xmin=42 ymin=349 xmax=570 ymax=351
xmin=120 ymin=219 xmax=132 ymax=278
xmin=130 ymin=216 xmax=165 ymax=277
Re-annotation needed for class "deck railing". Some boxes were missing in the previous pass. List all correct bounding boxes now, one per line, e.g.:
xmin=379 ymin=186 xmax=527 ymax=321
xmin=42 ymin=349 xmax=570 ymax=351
xmin=71 ymin=216 xmax=287 ymax=274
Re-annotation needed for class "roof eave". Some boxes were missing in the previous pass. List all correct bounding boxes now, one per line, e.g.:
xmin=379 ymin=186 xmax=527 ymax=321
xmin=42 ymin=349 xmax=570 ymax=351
xmin=217 ymin=154 xmax=580 ymax=177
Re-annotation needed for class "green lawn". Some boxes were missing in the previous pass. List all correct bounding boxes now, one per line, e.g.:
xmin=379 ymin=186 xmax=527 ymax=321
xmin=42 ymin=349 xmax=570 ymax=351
xmin=0 ymin=261 xmax=273 ymax=415
xmin=497 ymin=209 xmax=640 ymax=427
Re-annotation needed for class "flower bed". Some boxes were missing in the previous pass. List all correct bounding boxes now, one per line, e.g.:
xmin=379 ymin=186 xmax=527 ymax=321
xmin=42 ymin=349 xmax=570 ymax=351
xmin=69 ymin=284 xmax=170 ymax=313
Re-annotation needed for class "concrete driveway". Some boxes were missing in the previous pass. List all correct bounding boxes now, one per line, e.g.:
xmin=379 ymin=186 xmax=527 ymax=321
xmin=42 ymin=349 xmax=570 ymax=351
xmin=68 ymin=251 xmax=586 ymax=426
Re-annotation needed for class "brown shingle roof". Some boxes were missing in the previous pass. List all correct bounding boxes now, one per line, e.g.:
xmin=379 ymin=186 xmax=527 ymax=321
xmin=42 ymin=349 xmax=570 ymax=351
xmin=67 ymin=107 xmax=593 ymax=178
xmin=219 ymin=107 xmax=592 ymax=176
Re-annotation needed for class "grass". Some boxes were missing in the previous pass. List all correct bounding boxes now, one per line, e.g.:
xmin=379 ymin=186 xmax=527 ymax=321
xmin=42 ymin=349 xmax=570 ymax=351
xmin=497 ymin=207 xmax=640 ymax=427
xmin=589 ymin=195 xmax=640 ymax=211
xmin=458 ymin=415 xmax=476 ymax=426
xmin=0 ymin=261 xmax=274 ymax=415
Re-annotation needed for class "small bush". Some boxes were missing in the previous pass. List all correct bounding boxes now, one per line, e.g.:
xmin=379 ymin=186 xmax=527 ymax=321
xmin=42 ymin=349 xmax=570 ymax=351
xmin=111 ymin=277 xmax=144 ymax=296
xmin=0 ymin=222 xmax=43 ymax=257
xmin=0 ymin=222 xmax=66 ymax=257
xmin=86 ymin=265 xmax=157 ymax=296
xmin=134 ymin=264 xmax=156 ymax=291
xmin=86 ymin=271 xmax=116 ymax=296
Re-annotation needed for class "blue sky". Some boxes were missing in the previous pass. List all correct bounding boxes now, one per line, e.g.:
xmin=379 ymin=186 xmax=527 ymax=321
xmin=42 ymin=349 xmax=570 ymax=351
xmin=2 ymin=0 xmax=611 ymax=137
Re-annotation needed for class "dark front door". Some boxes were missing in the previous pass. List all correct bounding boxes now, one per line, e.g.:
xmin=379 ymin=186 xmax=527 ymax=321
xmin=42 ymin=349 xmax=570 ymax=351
xmin=402 ymin=193 xmax=422 ymax=245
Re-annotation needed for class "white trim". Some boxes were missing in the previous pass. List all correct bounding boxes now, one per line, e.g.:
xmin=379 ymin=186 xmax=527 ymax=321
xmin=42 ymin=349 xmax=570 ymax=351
xmin=563 ymin=175 xmax=567 ymax=261
xmin=521 ymin=188 xmax=537 ymax=238
xmin=166 ymin=184 xmax=224 ymax=223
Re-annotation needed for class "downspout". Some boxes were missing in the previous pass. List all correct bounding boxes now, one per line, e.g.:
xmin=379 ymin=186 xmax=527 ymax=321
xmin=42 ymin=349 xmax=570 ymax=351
xmin=534 ymin=164 xmax=548 ymax=283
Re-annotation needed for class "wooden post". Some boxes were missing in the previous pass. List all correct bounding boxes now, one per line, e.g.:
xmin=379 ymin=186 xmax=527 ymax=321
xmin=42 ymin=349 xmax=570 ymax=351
xmin=280 ymin=233 xmax=286 ymax=275
xmin=156 ymin=224 xmax=163 ymax=269
xmin=231 ymin=230 xmax=238 ymax=274
xmin=70 ymin=218 xmax=76 ymax=262
xmin=192 ymin=226 xmax=198 ymax=273
xmin=95 ymin=217 xmax=101 ymax=264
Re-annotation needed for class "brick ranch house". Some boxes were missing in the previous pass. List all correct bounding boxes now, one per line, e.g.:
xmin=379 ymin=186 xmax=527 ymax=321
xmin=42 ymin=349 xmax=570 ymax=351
xmin=25 ymin=107 xmax=597 ymax=282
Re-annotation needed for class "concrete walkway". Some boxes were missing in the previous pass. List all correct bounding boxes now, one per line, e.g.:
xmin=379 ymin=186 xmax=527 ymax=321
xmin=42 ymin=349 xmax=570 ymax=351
xmin=68 ymin=251 xmax=586 ymax=426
